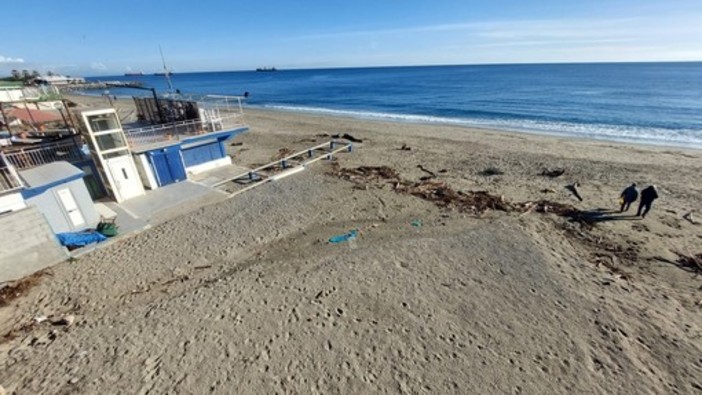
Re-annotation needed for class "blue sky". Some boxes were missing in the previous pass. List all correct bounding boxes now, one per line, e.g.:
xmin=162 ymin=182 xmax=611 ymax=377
xmin=1 ymin=0 xmax=701 ymax=76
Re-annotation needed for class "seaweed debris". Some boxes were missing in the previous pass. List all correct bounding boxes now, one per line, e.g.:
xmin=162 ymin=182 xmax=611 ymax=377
xmin=0 ymin=271 xmax=46 ymax=307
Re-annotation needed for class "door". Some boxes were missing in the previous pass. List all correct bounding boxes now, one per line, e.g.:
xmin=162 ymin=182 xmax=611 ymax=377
xmin=106 ymin=155 xmax=144 ymax=202
xmin=56 ymin=188 xmax=85 ymax=228
xmin=148 ymin=148 xmax=186 ymax=187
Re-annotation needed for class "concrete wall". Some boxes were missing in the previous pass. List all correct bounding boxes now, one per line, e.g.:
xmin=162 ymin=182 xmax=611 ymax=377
xmin=186 ymin=156 xmax=232 ymax=175
xmin=0 ymin=191 xmax=26 ymax=214
xmin=0 ymin=206 xmax=68 ymax=282
xmin=25 ymin=178 xmax=100 ymax=234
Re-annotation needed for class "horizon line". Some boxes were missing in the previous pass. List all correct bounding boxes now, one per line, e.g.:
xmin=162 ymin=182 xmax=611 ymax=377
xmin=85 ymin=59 xmax=702 ymax=78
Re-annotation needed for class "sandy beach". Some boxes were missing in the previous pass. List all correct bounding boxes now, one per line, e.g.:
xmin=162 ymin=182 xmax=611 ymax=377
xmin=1 ymin=94 xmax=701 ymax=393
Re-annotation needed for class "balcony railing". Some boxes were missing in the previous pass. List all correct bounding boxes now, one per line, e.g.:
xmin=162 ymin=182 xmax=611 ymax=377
xmin=3 ymin=140 xmax=88 ymax=170
xmin=124 ymin=112 xmax=245 ymax=150
xmin=0 ymin=165 xmax=23 ymax=194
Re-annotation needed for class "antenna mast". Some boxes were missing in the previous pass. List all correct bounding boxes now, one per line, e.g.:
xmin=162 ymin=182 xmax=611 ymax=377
xmin=159 ymin=45 xmax=174 ymax=93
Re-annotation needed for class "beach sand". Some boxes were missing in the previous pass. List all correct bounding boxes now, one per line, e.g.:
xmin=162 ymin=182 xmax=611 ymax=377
xmin=1 ymin=95 xmax=701 ymax=393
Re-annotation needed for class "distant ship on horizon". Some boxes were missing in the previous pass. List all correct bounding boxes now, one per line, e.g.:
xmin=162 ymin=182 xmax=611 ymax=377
xmin=256 ymin=67 xmax=277 ymax=72
xmin=124 ymin=71 xmax=144 ymax=76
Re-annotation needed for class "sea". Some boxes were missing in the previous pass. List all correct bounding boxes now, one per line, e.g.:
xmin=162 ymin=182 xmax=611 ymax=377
xmin=86 ymin=62 xmax=702 ymax=149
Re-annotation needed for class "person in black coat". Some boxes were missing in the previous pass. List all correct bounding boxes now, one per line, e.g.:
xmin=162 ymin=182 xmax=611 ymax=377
xmin=619 ymin=183 xmax=638 ymax=212
xmin=637 ymin=185 xmax=659 ymax=218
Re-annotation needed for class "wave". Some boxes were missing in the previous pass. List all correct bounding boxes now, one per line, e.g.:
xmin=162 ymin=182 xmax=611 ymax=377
xmin=258 ymin=104 xmax=702 ymax=149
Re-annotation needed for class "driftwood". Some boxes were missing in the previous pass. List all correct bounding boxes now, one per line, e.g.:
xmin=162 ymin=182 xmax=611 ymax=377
xmin=399 ymin=144 xmax=412 ymax=151
xmin=397 ymin=180 xmax=511 ymax=214
xmin=331 ymin=133 xmax=363 ymax=143
xmin=417 ymin=165 xmax=437 ymax=180
xmin=683 ymin=212 xmax=699 ymax=225
xmin=675 ymin=252 xmax=702 ymax=274
xmin=566 ymin=182 xmax=583 ymax=202
xmin=541 ymin=168 xmax=566 ymax=178
xmin=479 ymin=167 xmax=504 ymax=176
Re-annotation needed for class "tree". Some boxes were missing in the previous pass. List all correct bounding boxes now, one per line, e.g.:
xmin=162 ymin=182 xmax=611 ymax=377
xmin=21 ymin=70 xmax=30 ymax=80
xmin=47 ymin=70 xmax=55 ymax=77
xmin=31 ymin=70 xmax=40 ymax=78
xmin=10 ymin=69 xmax=20 ymax=80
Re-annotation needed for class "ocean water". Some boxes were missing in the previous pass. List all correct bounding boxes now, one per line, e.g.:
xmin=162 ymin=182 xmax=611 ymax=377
xmin=87 ymin=63 xmax=702 ymax=148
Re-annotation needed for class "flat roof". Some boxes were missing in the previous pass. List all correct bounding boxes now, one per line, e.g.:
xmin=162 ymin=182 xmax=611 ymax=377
xmin=18 ymin=161 xmax=84 ymax=188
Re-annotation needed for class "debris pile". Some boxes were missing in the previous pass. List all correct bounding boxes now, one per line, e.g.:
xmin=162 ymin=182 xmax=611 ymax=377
xmin=331 ymin=165 xmax=400 ymax=185
xmin=0 ymin=272 xmax=44 ymax=307
xmin=329 ymin=165 xmax=511 ymax=215
xmin=396 ymin=180 xmax=511 ymax=214
xmin=330 ymin=165 xmax=592 ymax=218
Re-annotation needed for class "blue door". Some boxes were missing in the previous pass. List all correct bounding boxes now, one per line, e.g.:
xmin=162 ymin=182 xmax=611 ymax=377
xmin=148 ymin=147 xmax=186 ymax=186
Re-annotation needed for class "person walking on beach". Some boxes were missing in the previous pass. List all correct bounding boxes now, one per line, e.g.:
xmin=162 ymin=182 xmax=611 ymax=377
xmin=619 ymin=183 xmax=638 ymax=212
xmin=637 ymin=185 xmax=659 ymax=218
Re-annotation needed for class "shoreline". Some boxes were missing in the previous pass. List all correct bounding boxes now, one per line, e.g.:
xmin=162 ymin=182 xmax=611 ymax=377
xmin=244 ymin=105 xmax=702 ymax=153
xmin=65 ymin=91 xmax=702 ymax=151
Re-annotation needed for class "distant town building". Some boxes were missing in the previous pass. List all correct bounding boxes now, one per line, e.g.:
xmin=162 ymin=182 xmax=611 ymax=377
xmin=33 ymin=75 xmax=86 ymax=86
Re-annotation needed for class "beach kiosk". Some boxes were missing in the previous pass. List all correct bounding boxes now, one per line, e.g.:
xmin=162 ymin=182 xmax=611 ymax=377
xmin=18 ymin=161 xmax=100 ymax=233
xmin=79 ymin=109 xmax=145 ymax=203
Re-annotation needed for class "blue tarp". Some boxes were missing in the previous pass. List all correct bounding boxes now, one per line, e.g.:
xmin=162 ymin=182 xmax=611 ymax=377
xmin=56 ymin=231 xmax=107 ymax=247
xmin=328 ymin=230 xmax=358 ymax=244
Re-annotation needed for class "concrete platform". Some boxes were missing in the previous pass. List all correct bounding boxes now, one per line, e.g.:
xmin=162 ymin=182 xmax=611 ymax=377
xmin=189 ymin=163 xmax=251 ymax=187
xmin=119 ymin=180 xmax=228 ymax=225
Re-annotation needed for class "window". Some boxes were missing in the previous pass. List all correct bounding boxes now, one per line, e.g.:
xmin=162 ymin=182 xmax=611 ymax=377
xmin=87 ymin=113 xmax=120 ymax=132
xmin=95 ymin=132 xmax=127 ymax=151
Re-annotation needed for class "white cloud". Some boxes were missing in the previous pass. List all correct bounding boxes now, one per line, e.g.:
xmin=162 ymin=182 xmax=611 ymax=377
xmin=275 ymin=13 xmax=702 ymax=64
xmin=0 ymin=55 xmax=25 ymax=64
xmin=90 ymin=62 xmax=107 ymax=71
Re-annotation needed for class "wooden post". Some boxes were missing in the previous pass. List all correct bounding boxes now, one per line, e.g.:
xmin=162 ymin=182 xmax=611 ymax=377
xmin=23 ymin=101 xmax=38 ymax=130
xmin=0 ymin=102 xmax=11 ymax=135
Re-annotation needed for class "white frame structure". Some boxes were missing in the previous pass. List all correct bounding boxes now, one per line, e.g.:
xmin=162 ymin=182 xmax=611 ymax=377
xmin=80 ymin=109 xmax=145 ymax=203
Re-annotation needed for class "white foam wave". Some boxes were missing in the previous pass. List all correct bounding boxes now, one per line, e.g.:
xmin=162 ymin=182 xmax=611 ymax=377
xmin=258 ymin=104 xmax=702 ymax=149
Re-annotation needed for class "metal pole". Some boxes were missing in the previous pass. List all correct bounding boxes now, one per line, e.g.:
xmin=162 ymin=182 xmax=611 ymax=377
xmin=61 ymin=100 xmax=79 ymax=134
xmin=152 ymin=88 xmax=166 ymax=123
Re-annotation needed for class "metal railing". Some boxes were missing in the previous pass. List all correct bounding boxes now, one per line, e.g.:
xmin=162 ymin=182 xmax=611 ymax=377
xmin=3 ymin=140 xmax=88 ymax=170
xmin=124 ymin=113 xmax=245 ymax=149
xmin=0 ymin=165 xmax=23 ymax=193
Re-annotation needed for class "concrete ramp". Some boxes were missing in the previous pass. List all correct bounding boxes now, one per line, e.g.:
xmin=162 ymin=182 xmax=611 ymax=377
xmin=0 ymin=206 xmax=68 ymax=283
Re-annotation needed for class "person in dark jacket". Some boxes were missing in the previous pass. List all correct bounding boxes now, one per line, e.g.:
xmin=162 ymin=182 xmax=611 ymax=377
xmin=637 ymin=185 xmax=659 ymax=218
xmin=619 ymin=183 xmax=638 ymax=212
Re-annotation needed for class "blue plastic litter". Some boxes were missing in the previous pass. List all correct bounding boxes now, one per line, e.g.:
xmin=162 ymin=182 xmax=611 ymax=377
xmin=56 ymin=231 xmax=107 ymax=247
xmin=329 ymin=229 xmax=358 ymax=244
